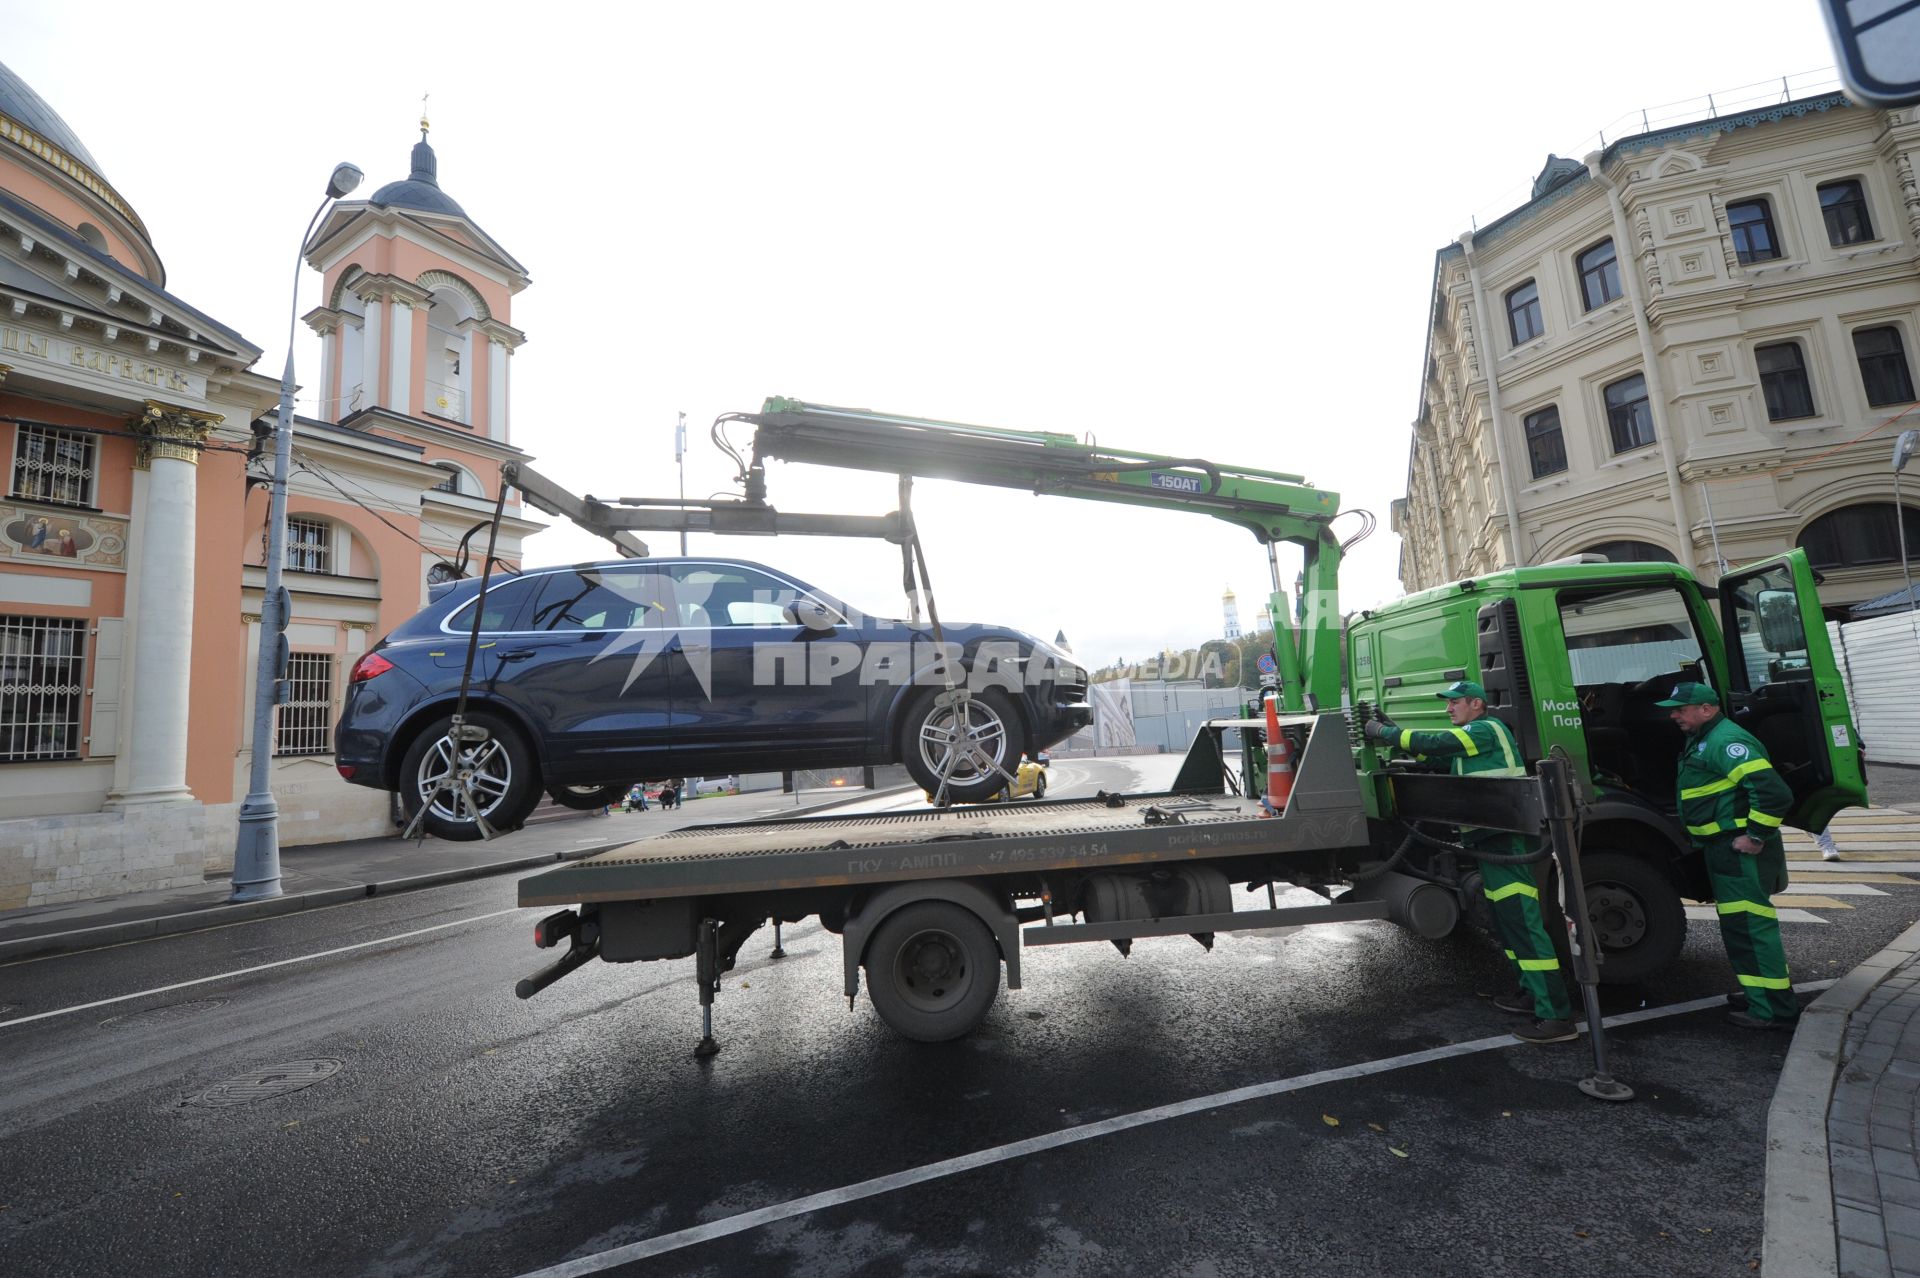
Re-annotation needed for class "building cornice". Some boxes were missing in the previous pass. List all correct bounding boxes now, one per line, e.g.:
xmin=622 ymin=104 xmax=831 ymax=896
xmin=0 ymin=110 xmax=158 ymax=278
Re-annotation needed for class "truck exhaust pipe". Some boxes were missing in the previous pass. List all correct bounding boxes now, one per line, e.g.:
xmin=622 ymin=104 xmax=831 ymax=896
xmin=1339 ymin=870 xmax=1459 ymax=940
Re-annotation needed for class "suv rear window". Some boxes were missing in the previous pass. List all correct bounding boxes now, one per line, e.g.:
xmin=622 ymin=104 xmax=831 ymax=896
xmin=442 ymin=574 xmax=539 ymax=633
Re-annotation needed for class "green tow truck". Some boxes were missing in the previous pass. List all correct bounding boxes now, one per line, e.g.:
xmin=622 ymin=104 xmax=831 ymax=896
xmin=504 ymin=400 xmax=1867 ymax=1047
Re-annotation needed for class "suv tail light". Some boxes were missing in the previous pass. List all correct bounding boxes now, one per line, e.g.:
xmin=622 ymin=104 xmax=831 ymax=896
xmin=349 ymin=651 xmax=394 ymax=684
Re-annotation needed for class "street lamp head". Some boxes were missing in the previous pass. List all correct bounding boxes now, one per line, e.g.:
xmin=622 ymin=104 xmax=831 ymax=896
xmin=326 ymin=162 xmax=364 ymax=200
xmin=1895 ymin=428 xmax=1920 ymax=475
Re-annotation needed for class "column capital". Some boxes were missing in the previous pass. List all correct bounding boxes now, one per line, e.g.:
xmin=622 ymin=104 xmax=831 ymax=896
xmin=0 ymin=362 xmax=11 ymax=387
xmin=348 ymin=271 xmax=432 ymax=308
xmin=475 ymin=318 xmax=527 ymax=350
xmin=240 ymin=611 xmax=262 ymax=625
xmin=302 ymin=305 xmax=347 ymax=336
xmin=130 ymin=399 xmax=223 ymax=467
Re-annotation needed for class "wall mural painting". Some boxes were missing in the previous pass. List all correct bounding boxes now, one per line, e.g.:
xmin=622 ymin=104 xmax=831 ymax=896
xmin=0 ymin=506 xmax=128 ymax=568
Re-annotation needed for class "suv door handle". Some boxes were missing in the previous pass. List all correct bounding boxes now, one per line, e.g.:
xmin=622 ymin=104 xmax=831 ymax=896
xmin=497 ymin=648 xmax=537 ymax=663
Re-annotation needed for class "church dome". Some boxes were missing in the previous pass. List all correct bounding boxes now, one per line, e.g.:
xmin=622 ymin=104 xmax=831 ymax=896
xmin=370 ymin=135 xmax=469 ymax=218
xmin=0 ymin=60 xmax=105 ymax=175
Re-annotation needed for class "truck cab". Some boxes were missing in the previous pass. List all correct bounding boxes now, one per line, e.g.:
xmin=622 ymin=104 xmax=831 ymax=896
xmin=1347 ymin=548 xmax=1866 ymax=982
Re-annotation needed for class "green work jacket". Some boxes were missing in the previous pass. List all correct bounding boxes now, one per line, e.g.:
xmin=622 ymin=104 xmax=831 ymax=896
xmin=1396 ymin=715 xmax=1527 ymax=779
xmin=1676 ymin=713 xmax=1793 ymax=843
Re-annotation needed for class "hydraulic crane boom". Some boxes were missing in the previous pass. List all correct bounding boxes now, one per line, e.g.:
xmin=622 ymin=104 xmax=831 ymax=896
xmin=742 ymin=398 xmax=1350 ymax=712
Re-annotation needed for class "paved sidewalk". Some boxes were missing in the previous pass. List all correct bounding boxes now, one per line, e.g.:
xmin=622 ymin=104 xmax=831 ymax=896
xmin=0 ymin=784 xmax=908 ymax=963
xmin=1766 ymin=768 xmax=1920 ymax=1278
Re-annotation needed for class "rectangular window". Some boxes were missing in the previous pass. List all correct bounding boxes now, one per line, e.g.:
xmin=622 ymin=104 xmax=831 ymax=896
xmin=285 ymin=517 xmax=332 ymax=574
xmin=274 ymin=652 xmax=335 ymax=756
xmin=1728 ymin=198 xmax=1781 ymax=264
xmin=1523 ymin=406 xmax=1567 ymax=479
xmin=1819 ymin=179 xmax=1874 ymax=246
xmin=1604 ymin=373 xmax=1656 ymax=453
xmin=10 ymin=425 xmax=97 ymax=508
xmin=1577 ymin=239 xmax=1621 ymax=311
xmin=1756 ymin=342 xmax=1816 ymax=421
xmin=0 ymin=615 xmax=86 ymax=763
xmin=1855 ymin=326 xmax=1916 ymax=407
xmin=1506 ymin=279 xmax=1543 ymax=345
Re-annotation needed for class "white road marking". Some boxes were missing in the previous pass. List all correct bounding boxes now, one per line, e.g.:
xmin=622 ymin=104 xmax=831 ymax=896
xmin=1789 ymin=861 xmax=1920 ymax=873
xmin=0 ymin=907 xmax=523 ymax=1031
xmin=514 ymin=983 xmax=1834 ymax=1277
xmin=1780 ymin=882 xmax=1890 ymax=896
xmin=1685 ymin=905 xmax=1827 ymax=925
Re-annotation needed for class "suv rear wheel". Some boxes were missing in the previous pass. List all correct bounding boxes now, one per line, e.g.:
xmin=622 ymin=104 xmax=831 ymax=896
xmin=399 ymin=711 xmax=540 ymax=841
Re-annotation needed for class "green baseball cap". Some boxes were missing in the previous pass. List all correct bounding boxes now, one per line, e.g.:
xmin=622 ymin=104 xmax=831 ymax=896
xmin=1436 ymin=680 xmax=1487 ymax=700
xmin=1654 ymin=681 xmax=1720 ymax=707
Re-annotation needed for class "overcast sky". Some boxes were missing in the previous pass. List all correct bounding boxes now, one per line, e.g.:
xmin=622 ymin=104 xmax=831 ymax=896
xmin=6 ymin=1 xmax=1847 ymax=669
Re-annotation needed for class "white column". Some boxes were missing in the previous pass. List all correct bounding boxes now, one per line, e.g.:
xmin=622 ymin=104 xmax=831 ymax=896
xmin=488 ymin=337 xmax=509 ymax=442
xmin=360 ymin=299 xmax=383 ymax=411
xmin=107 ymin=407 xmax=218 ymax=807
xmin=458 ymin=327 xmax=475 ymax=426
xmin=317 ymin=323 xmax=338 ymax=423
xmin=388 ymin=297 xmax=415 ymax=415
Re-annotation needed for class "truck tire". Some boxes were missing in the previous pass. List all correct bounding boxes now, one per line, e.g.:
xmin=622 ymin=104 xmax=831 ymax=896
xmin=399 ymin=711 xmax=540 ymax=841
xmin=900 ymin=687 xmax=1028 ymax=804
xmin=864 ymin=900 xmax=1002 ymax=1041
xmin=1575 ymin=849 xmax=1686 ymax=986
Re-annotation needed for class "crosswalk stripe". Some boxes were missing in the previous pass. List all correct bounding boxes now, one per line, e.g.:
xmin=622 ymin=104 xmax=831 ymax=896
xmin=1787 ymin=861 xmax=1920 ymax=873
xmin=1772 ymin=895 xmax=1853 ymax=909
xmin=1778 ymin=882 xmax=1890 ymax=896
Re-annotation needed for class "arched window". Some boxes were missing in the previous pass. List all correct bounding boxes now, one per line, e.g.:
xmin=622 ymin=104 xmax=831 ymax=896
xmin=1583 ymin=539 xmax=1673 ymax=564
xmin=430 ymin=461 xmax=480 ymax=497
xmin=1798 ymin=503 xmax=1920 ymax=570
xmin=74 ymin=223 xmax=108 ymax=254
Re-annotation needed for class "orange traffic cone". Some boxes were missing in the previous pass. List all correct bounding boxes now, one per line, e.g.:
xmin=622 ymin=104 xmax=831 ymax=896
xmin=1262 ymin=697 xmax=1295 ymax=817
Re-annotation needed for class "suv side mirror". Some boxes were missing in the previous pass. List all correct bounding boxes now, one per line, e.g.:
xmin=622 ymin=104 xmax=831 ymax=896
xmin=783 ymin=597 xmax=838 ymax=633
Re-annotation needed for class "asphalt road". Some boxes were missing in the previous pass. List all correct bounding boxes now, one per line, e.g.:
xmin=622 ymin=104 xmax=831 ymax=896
xmin=1 ymin=756 xmax=1913 ymax=1277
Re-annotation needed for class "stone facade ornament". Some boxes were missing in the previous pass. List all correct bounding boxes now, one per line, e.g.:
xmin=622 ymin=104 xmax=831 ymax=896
xmin=1634 ymin=206 xmax=1662 ymax=296
xmin=1895 ymin=151 xmax=1920 ymax=244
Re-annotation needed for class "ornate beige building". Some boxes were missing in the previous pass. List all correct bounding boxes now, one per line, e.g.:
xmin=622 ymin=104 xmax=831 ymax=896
xmin=1399 ymin=91 xmax=1920 ymax=618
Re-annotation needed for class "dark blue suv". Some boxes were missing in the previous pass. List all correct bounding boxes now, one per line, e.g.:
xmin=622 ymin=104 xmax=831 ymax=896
xmin=335 ymin=557 xmax=1090 ymax=839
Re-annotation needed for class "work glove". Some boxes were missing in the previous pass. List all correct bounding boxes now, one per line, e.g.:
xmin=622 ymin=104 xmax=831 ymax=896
xmin=1362 ymin=717 xmax=1399 ymax=742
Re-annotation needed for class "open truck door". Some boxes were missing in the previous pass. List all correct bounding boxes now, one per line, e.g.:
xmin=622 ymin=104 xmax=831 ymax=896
xmin=1716 ymin=548 xmax=1868 ymax=830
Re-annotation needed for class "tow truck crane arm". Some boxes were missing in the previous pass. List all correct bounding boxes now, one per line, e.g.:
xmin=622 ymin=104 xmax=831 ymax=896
xmin=741 ymin=398 xmax=1350 ymax=712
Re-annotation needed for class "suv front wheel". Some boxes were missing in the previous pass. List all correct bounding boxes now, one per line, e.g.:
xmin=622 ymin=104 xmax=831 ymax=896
xmin=900 ymin=687 xmax=1027 ymax=804
xmin=399 ymin=711 xmax=540 ymax=841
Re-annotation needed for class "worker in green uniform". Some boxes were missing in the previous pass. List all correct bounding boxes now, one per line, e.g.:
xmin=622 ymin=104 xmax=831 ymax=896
xmin=1364 ymin=680 xmax=1577 ymax=1045
xmin=1656 ymin=681 xmax=1799 ymax=1030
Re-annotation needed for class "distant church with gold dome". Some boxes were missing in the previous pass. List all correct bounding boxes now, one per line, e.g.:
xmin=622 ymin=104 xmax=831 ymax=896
xmin=0 ymin=61 xmax=542 ymax=908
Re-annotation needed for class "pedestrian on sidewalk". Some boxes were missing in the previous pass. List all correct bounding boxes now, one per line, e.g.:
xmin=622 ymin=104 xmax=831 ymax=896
xmin=1658 ymin=681 xmax=1799 ymax=1030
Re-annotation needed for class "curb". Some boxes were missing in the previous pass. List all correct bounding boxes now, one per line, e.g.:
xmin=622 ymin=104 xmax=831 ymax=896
xmin=1764 ymin=917 xmax=1920 ymax=1276
xmin=0 ymin=787 xmax=918 ymax=965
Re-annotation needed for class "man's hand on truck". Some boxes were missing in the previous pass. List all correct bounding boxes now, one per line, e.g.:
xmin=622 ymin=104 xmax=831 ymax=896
xmin=1362 ymin=715 xmax=1400 ymax=742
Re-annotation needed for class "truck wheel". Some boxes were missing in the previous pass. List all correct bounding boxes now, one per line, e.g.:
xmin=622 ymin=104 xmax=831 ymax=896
xmin=1576 ymin=850 xmax=1686 ymax=986
xmin=549 ymin=783 xmax=625 ymax=811
xmin=399 ymin=712 xmax=539 ymax=841
xmin=900 ymin=688 xmax=1027 ymax=804
xmin=865 ymin=901 xmax=1002 ymax=1041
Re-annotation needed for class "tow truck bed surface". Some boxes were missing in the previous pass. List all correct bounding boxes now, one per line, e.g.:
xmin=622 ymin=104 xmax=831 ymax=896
xmin=517 ymin=793 xmax=1369 ymax=907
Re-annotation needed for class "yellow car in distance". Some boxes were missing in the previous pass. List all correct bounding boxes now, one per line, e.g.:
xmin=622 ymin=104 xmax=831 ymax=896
xmin=926 ymin=753 xmax=1049 ymax=804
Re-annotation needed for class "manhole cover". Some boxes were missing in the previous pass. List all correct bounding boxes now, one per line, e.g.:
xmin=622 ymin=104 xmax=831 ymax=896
xmin=100 ymin=999 xmax=227 ymax=1029
xmin=186 ymin=1059 xmax=343 ymax=1108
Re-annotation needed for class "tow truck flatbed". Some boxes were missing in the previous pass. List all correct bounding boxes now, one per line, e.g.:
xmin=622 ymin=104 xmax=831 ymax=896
xmin=516 ymin=792 xmax=1366 ymax=909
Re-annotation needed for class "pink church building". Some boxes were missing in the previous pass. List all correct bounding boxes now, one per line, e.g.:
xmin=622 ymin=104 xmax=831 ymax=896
xmin=0 ymin=63 xmax=540 ymax=908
